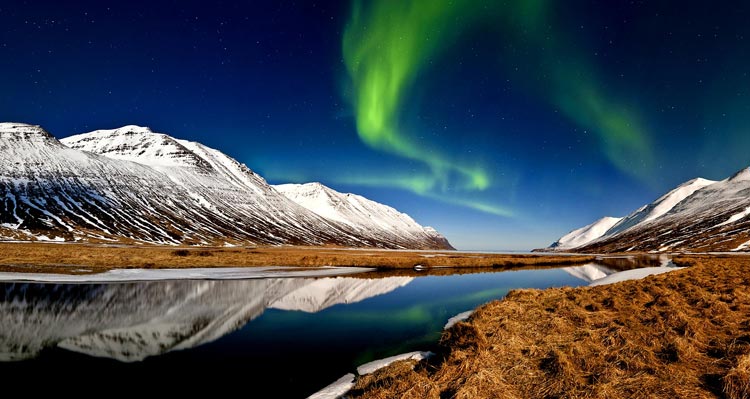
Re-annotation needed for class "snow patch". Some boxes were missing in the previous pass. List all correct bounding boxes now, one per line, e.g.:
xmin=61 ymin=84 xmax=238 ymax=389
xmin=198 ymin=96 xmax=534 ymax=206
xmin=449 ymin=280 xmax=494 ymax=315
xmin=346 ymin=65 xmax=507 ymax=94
xmin=444 ymin=310 xmax=473 ymax=329
xmin=307 ymin=374 xmax=356 ymax=399
xmin=717 ymin=206 xmax=750 ymax=227
xmin=550 ymin=216 xmax=622 ymax=249
xmin=732 ymin=240 xmax=750 ymax=251
xmin=356 ymin=351 xmax=433 ymax=376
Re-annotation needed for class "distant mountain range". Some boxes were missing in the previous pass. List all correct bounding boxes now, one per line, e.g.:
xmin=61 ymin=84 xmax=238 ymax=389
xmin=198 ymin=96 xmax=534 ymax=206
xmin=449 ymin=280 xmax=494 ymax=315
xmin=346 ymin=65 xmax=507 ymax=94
xmin=544 ymin=169 xmax=750 ymax=252
xmin=0 ymin=123 xmax=452 ymax=249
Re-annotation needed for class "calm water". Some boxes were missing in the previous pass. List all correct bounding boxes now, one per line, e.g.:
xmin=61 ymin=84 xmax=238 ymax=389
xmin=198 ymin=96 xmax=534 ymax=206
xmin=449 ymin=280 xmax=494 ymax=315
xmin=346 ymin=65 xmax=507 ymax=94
xmin=0 ymin=265 xmax=609 ymax=396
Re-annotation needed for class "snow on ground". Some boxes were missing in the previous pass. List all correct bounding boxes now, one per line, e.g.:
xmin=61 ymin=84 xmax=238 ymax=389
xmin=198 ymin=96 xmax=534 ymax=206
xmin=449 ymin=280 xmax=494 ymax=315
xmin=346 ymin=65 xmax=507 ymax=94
xmin=307 ymin=374 xmax=355 ymax=399
xmin=588 ymin=266 xmax=684 ymax=286
xmin=733 ymin=239 xmax=750 ymax=251
xmin=356 ymin=351 xmax=434 ymax=376
xmin=308 ymin=351 xmax=433 ymax=399
xmin=717 ymin=206 xmax=750 ymax=227
xmin=444 ymin=310 xmax=474 ymax=329
xmin=0 ymin=266 xmax=373 ymax=282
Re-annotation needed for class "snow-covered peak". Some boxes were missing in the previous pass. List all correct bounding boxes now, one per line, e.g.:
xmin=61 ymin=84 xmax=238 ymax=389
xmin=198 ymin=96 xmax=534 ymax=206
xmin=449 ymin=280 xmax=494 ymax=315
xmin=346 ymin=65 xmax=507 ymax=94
xmin=550 ymin=216 xmax=622 ymax=250
xmin=727 ymin=167 xmax=750 ymax=183
xmin=274 ymin=182 xmax=421 ymax=232
xmin=61 ymin=126 xmax=207 ymax=168
xmin=604 ymin=176 xmax=716 ymax=237
xmin=0 ymin=122 xmax=54 ymax=141
xmin=274 ymin=183 xmax=353 ymax=225
xmin=1 ymin=121 xmax=452 ymax=249
xmin=642 ymin=177 xmax=716 ymax=222
xmin=274 ymin=182 xmax=452 ymax=248
xmin=0 ymin=122 xmax=44 ymax=131
xmin=547 ymin=166 xmax=750 ymax=252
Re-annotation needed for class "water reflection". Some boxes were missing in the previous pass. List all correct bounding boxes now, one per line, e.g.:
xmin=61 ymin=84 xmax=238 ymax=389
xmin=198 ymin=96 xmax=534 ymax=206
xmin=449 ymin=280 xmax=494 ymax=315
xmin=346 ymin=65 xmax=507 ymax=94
xmin=0 ymin=276 xmax=412 ymax=362
xmin=0 ymin=267 xmax=605 ymax=397
xmin=595 ymin=254 xmax=672 ymax=270
xmin=562 ymin=255 xmax=673 ymax=284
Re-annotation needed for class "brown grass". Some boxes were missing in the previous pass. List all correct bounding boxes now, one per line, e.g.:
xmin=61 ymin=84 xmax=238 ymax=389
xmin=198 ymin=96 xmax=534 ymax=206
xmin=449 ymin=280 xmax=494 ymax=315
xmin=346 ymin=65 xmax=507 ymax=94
xmin=725 ymin=354 xmax=750 ymax=399
xmin=351 ymin=256 xmax=750 ymax=399
xmin=0 ymin=242 xmax=594 ymax=274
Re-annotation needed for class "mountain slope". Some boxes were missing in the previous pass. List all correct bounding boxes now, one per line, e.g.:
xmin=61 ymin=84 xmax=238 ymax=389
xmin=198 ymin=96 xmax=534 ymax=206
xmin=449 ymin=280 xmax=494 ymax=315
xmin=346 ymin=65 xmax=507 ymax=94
xmin=604 ymin=177 xmax=716 ymax=236
xmin=545 ymin=168 xmax=750 ymax=252
xmin=548 ymin=216 xmax=622 ymax=250
xmin=274 ymin=183 xmax=453 ymax=249
xmin=0 ymin=122 xmax=452 ymax=249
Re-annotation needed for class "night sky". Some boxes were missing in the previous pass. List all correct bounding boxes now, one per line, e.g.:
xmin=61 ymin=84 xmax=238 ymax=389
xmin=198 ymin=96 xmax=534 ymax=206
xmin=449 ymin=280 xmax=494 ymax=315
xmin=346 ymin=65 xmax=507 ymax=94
xmin=2 ymin=1 xmax=750 ymax=250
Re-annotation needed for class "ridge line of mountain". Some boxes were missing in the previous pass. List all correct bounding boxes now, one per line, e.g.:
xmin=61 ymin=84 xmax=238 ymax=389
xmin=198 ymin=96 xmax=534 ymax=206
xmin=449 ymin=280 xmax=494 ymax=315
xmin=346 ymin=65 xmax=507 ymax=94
xmin=0 ymin=122 xmax=453 ymax=250
xmin=542 ymin=167 xmax=750 ymax=253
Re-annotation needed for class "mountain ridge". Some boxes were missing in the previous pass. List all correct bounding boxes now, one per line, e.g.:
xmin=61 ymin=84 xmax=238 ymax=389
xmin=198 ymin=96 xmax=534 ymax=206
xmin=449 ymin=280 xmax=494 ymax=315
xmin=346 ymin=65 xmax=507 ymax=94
xmin=0 ymin=122 xmax=452 ymax=249
xmin=543 ymin=168 xmax=750 ymax=252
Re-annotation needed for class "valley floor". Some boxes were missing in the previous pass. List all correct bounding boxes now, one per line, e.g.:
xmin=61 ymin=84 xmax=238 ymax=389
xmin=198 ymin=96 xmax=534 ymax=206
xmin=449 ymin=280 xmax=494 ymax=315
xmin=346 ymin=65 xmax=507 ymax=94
xmin=349 ymin=255 xmax=750 ymax=399
xmin=0 ymin=242 xmax=593 ymax=274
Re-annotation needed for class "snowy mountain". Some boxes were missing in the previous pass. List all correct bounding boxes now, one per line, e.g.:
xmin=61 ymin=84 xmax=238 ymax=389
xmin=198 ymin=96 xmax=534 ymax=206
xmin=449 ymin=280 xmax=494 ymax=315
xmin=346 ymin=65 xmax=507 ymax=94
xmin=603 ymin=177 xmax=716 ymax=236
xmin=548 ymin=216 xmax=622 ymax=250
xmin=544 ymin=168 xmax=750 ymax=252
xmin=274 ymin=183 xmax=452 ymax=249
xmin=0 ymin=276 xmax=412 ymax=362
xmin=0 ymin=122 xmax=452 ymax=249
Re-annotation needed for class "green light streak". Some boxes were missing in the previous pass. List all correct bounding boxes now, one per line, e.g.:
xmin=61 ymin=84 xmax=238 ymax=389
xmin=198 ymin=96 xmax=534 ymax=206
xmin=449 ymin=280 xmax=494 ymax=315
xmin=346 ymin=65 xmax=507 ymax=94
xmin=336 ymin=173 xmax=513 ymax=217
xmin=492 ymin=0 xmax=654 ymax=180
xmin=343 ymin=0 xmax=492 ymax=194
xmin=341 ymin=0 xmax=656 ymax=212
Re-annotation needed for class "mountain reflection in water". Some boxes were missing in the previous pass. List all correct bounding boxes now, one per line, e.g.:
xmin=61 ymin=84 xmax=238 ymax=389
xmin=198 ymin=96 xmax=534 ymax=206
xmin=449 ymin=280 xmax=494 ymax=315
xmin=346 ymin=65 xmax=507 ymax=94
xmin=0 ymin=276 xmax=412 ymax=362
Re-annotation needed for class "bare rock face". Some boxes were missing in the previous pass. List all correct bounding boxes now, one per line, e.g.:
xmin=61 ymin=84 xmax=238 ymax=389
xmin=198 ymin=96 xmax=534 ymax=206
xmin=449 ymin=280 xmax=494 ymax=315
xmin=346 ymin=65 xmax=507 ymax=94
xmin=544 ymin=168 xmax=750 ymax=253
xmin=0 ymin=122 xmax=453 ymax=249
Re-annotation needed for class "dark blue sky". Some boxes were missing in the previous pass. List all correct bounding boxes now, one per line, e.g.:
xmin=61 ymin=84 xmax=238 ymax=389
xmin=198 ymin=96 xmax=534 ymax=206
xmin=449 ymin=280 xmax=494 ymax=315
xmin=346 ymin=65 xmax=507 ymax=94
xmin=2 ymin=1 xmax=750 ymax=250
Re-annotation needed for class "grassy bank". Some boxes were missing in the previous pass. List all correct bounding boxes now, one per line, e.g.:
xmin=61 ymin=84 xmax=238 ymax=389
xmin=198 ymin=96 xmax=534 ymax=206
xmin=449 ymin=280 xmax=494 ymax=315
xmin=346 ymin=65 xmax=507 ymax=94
xmin=350 ymin=256 xmax=750 ymax=399
xmin=0 ymin=242 xmax=594 ymax=274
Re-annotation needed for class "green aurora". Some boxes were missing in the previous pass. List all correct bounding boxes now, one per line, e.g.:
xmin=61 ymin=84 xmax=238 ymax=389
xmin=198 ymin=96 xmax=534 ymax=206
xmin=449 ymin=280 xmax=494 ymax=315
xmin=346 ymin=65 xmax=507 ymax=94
xmin=342 ymin=0 xmax=654 ymax=216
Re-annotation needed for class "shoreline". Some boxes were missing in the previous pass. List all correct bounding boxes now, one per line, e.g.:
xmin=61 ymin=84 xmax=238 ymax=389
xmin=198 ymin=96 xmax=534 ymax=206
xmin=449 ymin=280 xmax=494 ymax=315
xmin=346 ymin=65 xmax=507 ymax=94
xmin=0 ymin=242 xmax=596 ymax=274
xmin=0 ymin=265 xmax=377 ymax=283
xmin=347 ymin=256 xmax=750 ymax=398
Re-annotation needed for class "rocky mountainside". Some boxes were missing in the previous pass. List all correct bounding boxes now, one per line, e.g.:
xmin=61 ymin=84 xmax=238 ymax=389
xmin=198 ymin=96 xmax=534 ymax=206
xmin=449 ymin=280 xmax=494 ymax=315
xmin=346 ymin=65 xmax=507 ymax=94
xmin=544 ymin=167 xmax=750 ymax=252
xmin=0 ymin=122 xmax=452 ymax=249
xmin=548 ymin=216 xmax=622 ymax=250
xmin=274 ymin=183 xmax=452 ymax=249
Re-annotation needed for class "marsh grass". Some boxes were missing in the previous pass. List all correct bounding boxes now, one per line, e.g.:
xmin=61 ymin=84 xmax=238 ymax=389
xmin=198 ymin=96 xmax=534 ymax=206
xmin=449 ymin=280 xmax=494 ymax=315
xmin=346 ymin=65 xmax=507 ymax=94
xmin=351 ymin=257 xmax=750 ymax=398
xmin=0 ymin=242 xmax=594 ymax=273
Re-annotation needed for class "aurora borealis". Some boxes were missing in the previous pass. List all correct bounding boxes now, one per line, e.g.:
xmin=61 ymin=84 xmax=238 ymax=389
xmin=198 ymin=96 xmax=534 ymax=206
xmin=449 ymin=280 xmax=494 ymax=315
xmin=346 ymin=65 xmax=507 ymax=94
xmin=3 ymin=1 xmax=750 ymax=249
xmin=342 ymin=1 xmax=492 ymax=204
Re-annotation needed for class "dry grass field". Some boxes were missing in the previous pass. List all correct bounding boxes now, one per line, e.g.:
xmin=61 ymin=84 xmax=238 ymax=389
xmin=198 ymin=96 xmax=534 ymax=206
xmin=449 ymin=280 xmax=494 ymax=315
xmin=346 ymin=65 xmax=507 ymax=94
xmin=0 ymin=242 xmax=594 ymax=274
xmin=349 ymin=256 xmax=750 ymax=399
